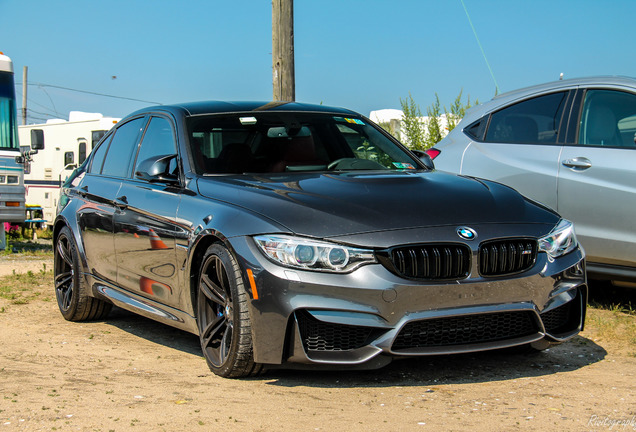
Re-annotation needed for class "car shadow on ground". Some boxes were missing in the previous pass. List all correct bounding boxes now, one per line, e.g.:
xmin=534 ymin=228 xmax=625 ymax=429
xmin=101 ymin=306 xmax=607 ymax=387
xmin=103 ymin=307 xmax=202 ymax=357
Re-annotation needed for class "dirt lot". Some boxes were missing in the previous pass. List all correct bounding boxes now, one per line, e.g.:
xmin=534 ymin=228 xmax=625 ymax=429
xmin=0 ymin=255 xmax=635 ymax=431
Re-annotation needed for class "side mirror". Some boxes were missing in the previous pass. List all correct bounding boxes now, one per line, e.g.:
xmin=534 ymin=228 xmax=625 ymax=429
xmin=411 ymin=150 xmax=435 ymax=170
xmin=135 ymin=154 xmax=179 ymax=184
xmin=31 ymin=129 xmax=45 ymax=150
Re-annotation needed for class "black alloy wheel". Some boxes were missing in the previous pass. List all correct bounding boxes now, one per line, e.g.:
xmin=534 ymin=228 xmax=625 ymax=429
xmin=197 ymin=243 xmax=261 ymax=378
xmin=54 ymin=226 xmax=112 ymax=321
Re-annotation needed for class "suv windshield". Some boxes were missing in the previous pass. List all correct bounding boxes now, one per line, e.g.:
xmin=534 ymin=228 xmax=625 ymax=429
xmin=187 ymin=112 xmax=421 ymax=174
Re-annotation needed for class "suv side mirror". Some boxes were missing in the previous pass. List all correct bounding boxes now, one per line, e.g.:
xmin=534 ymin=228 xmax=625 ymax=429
xmin=31 ymin=129 xmax=45 ymax=150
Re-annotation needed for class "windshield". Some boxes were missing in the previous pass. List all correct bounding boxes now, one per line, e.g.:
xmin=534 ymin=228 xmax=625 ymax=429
xmin=0 ymin=71 xmax=19 ymax=151
xmin=187 ymin=112 xmax=422 ymax=174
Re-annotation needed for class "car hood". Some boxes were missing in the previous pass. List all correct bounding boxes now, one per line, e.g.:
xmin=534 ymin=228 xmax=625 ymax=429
xmin=196 ymin=171 xmax=559 ymax=238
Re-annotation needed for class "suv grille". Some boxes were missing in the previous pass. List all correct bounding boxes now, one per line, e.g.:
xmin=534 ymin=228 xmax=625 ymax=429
xmin=296 ymin=310 xmax=380 ymax=352
xmin=392 ymin=311 xmax=538 ymax=350
xmin=387 ymin=244 xmax=471 ymax=280
xmin=479 ymin=239 xmax=537 ymax=276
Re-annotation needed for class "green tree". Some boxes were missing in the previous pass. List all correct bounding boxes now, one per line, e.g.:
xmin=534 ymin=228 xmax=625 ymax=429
xmin=425 ymin=94 xmax=443 ymax=148
xmin=399 ymin=93 xmax=426 ymax=150
xmin=377 ymin=121 xmax=392 ymax=135
xmin=401 ymin=90 xmax=478 ymax=149
xmin=444 ymin=90 xmax=478 ymax=133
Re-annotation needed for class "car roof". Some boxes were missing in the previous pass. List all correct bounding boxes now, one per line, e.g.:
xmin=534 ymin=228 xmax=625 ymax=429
xmin=126 ymin=101 xmax=359 ymax=119
xmin=493 ymin=75 xmax=636 ymax=102
xmin=461 ymin=75 xmax=636 ymax=123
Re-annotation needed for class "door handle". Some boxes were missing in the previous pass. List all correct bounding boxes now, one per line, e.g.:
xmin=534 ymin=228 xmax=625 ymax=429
xmin=562 ymin=157 xmax=592 ymax=170
xmin=114 ymin=195 xmax=128 ymax=210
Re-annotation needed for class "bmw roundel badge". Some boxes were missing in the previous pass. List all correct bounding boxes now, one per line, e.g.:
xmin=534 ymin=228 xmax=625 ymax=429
xmin=457 ymin=226 xmax=477 ymax=240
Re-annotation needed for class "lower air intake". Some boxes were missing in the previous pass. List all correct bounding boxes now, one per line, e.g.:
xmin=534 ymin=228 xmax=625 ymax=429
xmin=392 ymin=310 xmax=538 ymax=350
xmin=296 ymin=310 xmax=380 ymax=352
xmin=540 ymin=291 xmax=580 ymax=335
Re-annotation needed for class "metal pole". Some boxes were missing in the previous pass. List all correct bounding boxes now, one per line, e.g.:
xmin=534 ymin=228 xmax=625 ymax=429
xmin=22 ymin=66 xmax=27 ymax=125
xmin=272 ymin=0 xmax=295 ymax=101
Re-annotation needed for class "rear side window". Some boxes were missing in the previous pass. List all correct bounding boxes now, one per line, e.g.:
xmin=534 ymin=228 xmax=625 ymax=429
xmin=101 ymin=117 xmax=145 ymax=178
xmin=89 ymin=134 xmax=111 ymax=174
xmin=485 ymin=92 xmax=567 ymax=144
xmin=464 ymin=119 xmax=486 ymax=141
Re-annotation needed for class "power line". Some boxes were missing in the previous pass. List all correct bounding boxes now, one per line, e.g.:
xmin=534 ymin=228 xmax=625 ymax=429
xmin=16 ymin=81 xmax=163 ymax=105
xmin=15 ymin=83 xmax=64 ymax=118
xmin=25 ymin=112 xmax=51 ymax=122
xmin=37 ymin=84 xmax=60 ymax=117
xmin=460 ymin=0 xmax=500 ymax=94
xmin=26 ymin=97 xmax=61 ymax=117
xmin=27 ymin=108 xmax=60 ymax=118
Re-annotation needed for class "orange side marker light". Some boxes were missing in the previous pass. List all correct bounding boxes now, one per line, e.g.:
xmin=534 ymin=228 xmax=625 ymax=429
xmin=246 ymin=269 xmax=258 ymax=300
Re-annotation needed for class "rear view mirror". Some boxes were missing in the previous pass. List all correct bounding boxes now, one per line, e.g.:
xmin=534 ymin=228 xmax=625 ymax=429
xmin=31 ymin=129 xmax=45 ymax=150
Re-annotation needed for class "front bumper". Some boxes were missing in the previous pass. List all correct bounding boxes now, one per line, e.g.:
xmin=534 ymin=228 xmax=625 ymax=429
xmin=230 ymin=236 xmax=587 ymax=367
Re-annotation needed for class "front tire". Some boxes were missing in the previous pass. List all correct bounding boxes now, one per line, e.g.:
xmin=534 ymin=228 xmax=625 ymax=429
xmin=54 ymin=226 xmax=112 ymax=321
xmin=197 ymin=243 xmax=262 ymax=378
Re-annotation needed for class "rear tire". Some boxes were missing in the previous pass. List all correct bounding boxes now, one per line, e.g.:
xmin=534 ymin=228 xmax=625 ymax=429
xmin=54 ymin=226 xmax=112 ymax=321
xmin=197 ymin=243 xmax=262 ymax=378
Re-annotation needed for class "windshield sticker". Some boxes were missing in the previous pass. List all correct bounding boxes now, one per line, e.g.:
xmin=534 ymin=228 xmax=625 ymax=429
xmin=334 ymin=116 xmax=365 ymax=125
xmin=393 ymin=162 xmax=415 ymax=169
xmin=345 ymin=118 xmax=365 ymax=125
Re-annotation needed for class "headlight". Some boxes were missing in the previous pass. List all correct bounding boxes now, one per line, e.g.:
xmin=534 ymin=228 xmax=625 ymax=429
xmin=253 ymin=235 xmax=376 ymax=272
xmin=538 ymin=219 xmax=578 ymax=259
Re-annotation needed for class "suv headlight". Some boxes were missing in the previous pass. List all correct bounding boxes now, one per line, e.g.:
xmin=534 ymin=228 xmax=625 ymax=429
xmin=538 ymin=219 xmax=578 ymax=259
xmin=254 ymin=235 xmax=376 ymax=272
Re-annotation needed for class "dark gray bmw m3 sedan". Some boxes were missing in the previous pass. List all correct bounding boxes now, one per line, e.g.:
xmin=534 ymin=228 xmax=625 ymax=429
xmin=53 ymin=101 xmax=587 ymax=378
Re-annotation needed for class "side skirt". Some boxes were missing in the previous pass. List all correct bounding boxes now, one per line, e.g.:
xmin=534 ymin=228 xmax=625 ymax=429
xmin=91 ymin=277 xmax=199 ymax=335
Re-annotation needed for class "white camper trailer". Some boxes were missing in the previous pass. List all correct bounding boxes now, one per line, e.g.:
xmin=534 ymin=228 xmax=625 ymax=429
xmin=19 ymin=112 xmax=119 ymax=225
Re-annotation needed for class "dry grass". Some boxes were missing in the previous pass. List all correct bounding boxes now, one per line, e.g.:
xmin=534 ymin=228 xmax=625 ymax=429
xmin=581 ymin=281 xmax=636 ymax=356
xmin=585 ymin=305 xmax=636 ymax=356
xmin=0 ymin=267 xmax=53 ymax=310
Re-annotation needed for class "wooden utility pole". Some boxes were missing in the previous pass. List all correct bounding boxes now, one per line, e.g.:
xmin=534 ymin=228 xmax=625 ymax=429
xmin=22 ymin=66 xmax=27 ymax=125
xmin=272 ymin=0 xmax=295 ymax=101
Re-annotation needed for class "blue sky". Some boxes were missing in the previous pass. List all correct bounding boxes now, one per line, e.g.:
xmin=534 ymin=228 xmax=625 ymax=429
xmin=2 ymin=0 xmax=635 ymax=123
